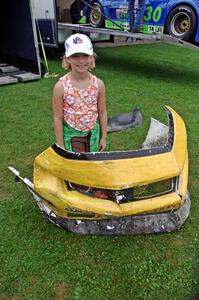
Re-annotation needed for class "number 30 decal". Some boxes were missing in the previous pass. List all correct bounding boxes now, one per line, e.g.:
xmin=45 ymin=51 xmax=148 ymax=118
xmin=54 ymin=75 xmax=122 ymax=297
xmin=144 ymin=6 xmax=162 ymax=22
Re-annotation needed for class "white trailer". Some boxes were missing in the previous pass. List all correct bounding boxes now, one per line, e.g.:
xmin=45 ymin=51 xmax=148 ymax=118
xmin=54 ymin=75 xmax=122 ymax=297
xmin=0 ymin=0 xmax=41 ymax=85
xmin=32 ymin=0 xmax=199 ymax=51
xmin=32 ymin=0 xmax=112 ymax=47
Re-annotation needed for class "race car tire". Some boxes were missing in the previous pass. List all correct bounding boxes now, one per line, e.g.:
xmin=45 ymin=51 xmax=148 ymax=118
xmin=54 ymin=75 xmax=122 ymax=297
xmin=87 ymin=1 xmax=105 ymax=28
xmin=165 ymin=5 xmax=197 ymax=41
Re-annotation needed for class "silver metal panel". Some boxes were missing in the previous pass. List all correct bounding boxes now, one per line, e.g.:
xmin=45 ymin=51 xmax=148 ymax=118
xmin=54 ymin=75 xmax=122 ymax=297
xmin=13 ymin=72 xmax=41 ymax=82
xmin=0 ymin=76 xmax=18 ymax=85
xmin=58 ymin=22 xmax=162 ymax=41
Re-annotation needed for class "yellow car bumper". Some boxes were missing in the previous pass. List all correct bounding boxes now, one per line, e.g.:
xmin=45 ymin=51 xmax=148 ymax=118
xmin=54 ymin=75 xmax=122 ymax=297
xmin=33 ymin=106 xmax=190 ymax=231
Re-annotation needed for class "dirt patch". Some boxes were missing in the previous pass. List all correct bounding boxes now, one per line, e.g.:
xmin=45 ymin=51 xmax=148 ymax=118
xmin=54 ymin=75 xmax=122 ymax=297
xmin=165 ymin=250 xmax=177 ymax=270
xmin=172 ymin=238 xmax=189 ymax=246
xmin=0 ymin=295 xmax=20 ymax=300
xmin=53 ymin=283 xmax=72 ymax=300
xmin=0 ymin=190 xmax=11 ymax=200
xmin=190 ymin=178 xmax=199 ymax=186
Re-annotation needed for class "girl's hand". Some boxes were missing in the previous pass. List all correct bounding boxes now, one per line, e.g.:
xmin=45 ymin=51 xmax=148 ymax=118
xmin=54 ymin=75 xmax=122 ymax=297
xmin=99 ymin=137 xmax=106 ymax=152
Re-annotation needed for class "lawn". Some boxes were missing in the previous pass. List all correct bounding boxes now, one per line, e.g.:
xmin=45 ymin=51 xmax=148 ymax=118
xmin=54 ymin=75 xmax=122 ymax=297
xmin=0 ymin=42 xmax=199 ymax=300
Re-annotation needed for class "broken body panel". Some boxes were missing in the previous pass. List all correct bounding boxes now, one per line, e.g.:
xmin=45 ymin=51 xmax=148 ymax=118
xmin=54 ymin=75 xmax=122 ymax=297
xmin=29 ymin=106 xmax=190 ymax=234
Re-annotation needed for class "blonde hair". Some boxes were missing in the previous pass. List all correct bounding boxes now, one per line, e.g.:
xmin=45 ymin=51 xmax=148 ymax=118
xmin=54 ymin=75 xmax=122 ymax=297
xmin=62 ymin=53 xmax=97 ymax=71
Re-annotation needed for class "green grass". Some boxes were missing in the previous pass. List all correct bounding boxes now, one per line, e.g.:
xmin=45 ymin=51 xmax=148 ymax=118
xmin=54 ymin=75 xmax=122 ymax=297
xmin=0 ymin=43 xmax=199 ymax=300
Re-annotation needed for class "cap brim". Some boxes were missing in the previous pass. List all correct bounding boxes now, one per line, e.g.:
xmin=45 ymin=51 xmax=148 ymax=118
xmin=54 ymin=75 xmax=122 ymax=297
xmin=65 ymin=49 xmax=93 ymax=57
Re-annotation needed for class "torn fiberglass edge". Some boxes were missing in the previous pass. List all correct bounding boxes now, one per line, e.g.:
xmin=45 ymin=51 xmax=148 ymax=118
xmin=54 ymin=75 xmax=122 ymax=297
xmin=9 ymin=105 xmax=190 ymax=235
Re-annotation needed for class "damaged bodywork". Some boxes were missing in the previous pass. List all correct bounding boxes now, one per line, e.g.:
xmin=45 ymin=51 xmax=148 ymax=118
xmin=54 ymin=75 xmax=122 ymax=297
xmin=9 ymin=105 xmax=190 ymax=235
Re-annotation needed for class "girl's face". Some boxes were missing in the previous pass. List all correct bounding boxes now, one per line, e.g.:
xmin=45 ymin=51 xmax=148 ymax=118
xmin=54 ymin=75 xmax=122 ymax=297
xmin=67 ymin=53 xmax=93 ymax=73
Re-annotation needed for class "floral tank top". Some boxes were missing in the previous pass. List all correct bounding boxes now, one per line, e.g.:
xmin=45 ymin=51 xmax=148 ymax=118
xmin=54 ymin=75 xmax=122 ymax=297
xmin=60 ymin=73 xmax=99 ymax=132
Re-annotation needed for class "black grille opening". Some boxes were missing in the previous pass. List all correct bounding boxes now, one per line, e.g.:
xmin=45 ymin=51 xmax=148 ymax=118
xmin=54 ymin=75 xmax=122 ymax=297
xmin=65 ymin=177 xmax=177 ymax=204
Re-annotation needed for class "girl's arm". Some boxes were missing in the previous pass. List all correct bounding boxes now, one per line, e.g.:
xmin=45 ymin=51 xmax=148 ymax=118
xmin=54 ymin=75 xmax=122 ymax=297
xmin=52 ymin=81 xmax=65 ymax=149
xmin=97 ymin=78 xmax=107 ymax=151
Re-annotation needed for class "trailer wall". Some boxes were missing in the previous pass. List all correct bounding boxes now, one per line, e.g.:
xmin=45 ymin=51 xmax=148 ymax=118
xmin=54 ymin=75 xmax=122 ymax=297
xmin=0 ymin=0 xmax=40 ymax=75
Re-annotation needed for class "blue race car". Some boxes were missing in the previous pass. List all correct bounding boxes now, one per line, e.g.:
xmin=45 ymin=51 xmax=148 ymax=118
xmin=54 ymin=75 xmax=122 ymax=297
xmin=80 ymin=0 xmax=199 ymax=41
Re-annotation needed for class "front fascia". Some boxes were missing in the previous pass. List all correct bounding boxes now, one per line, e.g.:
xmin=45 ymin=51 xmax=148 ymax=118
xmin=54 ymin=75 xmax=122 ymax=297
xmin=34 ymin=150 xmax=179 ymax=189
xmin=33 ymin=106 xmax=188 ymax=217
xmin=33 ymin=159 xmax=187 ymax=217
xmin=34 ymin=106 xmax=186 ymax=189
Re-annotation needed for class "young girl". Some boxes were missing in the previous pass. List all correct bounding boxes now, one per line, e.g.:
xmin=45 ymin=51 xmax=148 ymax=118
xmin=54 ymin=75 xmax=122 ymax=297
xmin=52 ymin=33 xmax=107 ymax=153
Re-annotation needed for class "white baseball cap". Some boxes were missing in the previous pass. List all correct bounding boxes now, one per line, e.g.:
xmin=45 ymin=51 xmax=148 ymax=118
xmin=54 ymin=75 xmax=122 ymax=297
xmin=64 ymin=33 xmax=93 ymax=57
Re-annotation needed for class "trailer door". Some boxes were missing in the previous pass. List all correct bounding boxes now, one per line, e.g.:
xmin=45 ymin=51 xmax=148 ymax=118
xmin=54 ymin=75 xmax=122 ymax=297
xmin=0 ymin=0 xmax=41 ymax=79
xmin=32 ymin=0 xmax=58 ymax=47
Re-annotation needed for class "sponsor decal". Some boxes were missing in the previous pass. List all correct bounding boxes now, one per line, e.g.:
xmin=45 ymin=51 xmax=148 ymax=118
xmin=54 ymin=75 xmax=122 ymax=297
xmin=73 ymin=37 xmax=83 ymax=44
xmin=157 ymin=26 xmax=163 ymax=33
xmin=148 ymin=25 xmax=155 ymax=32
